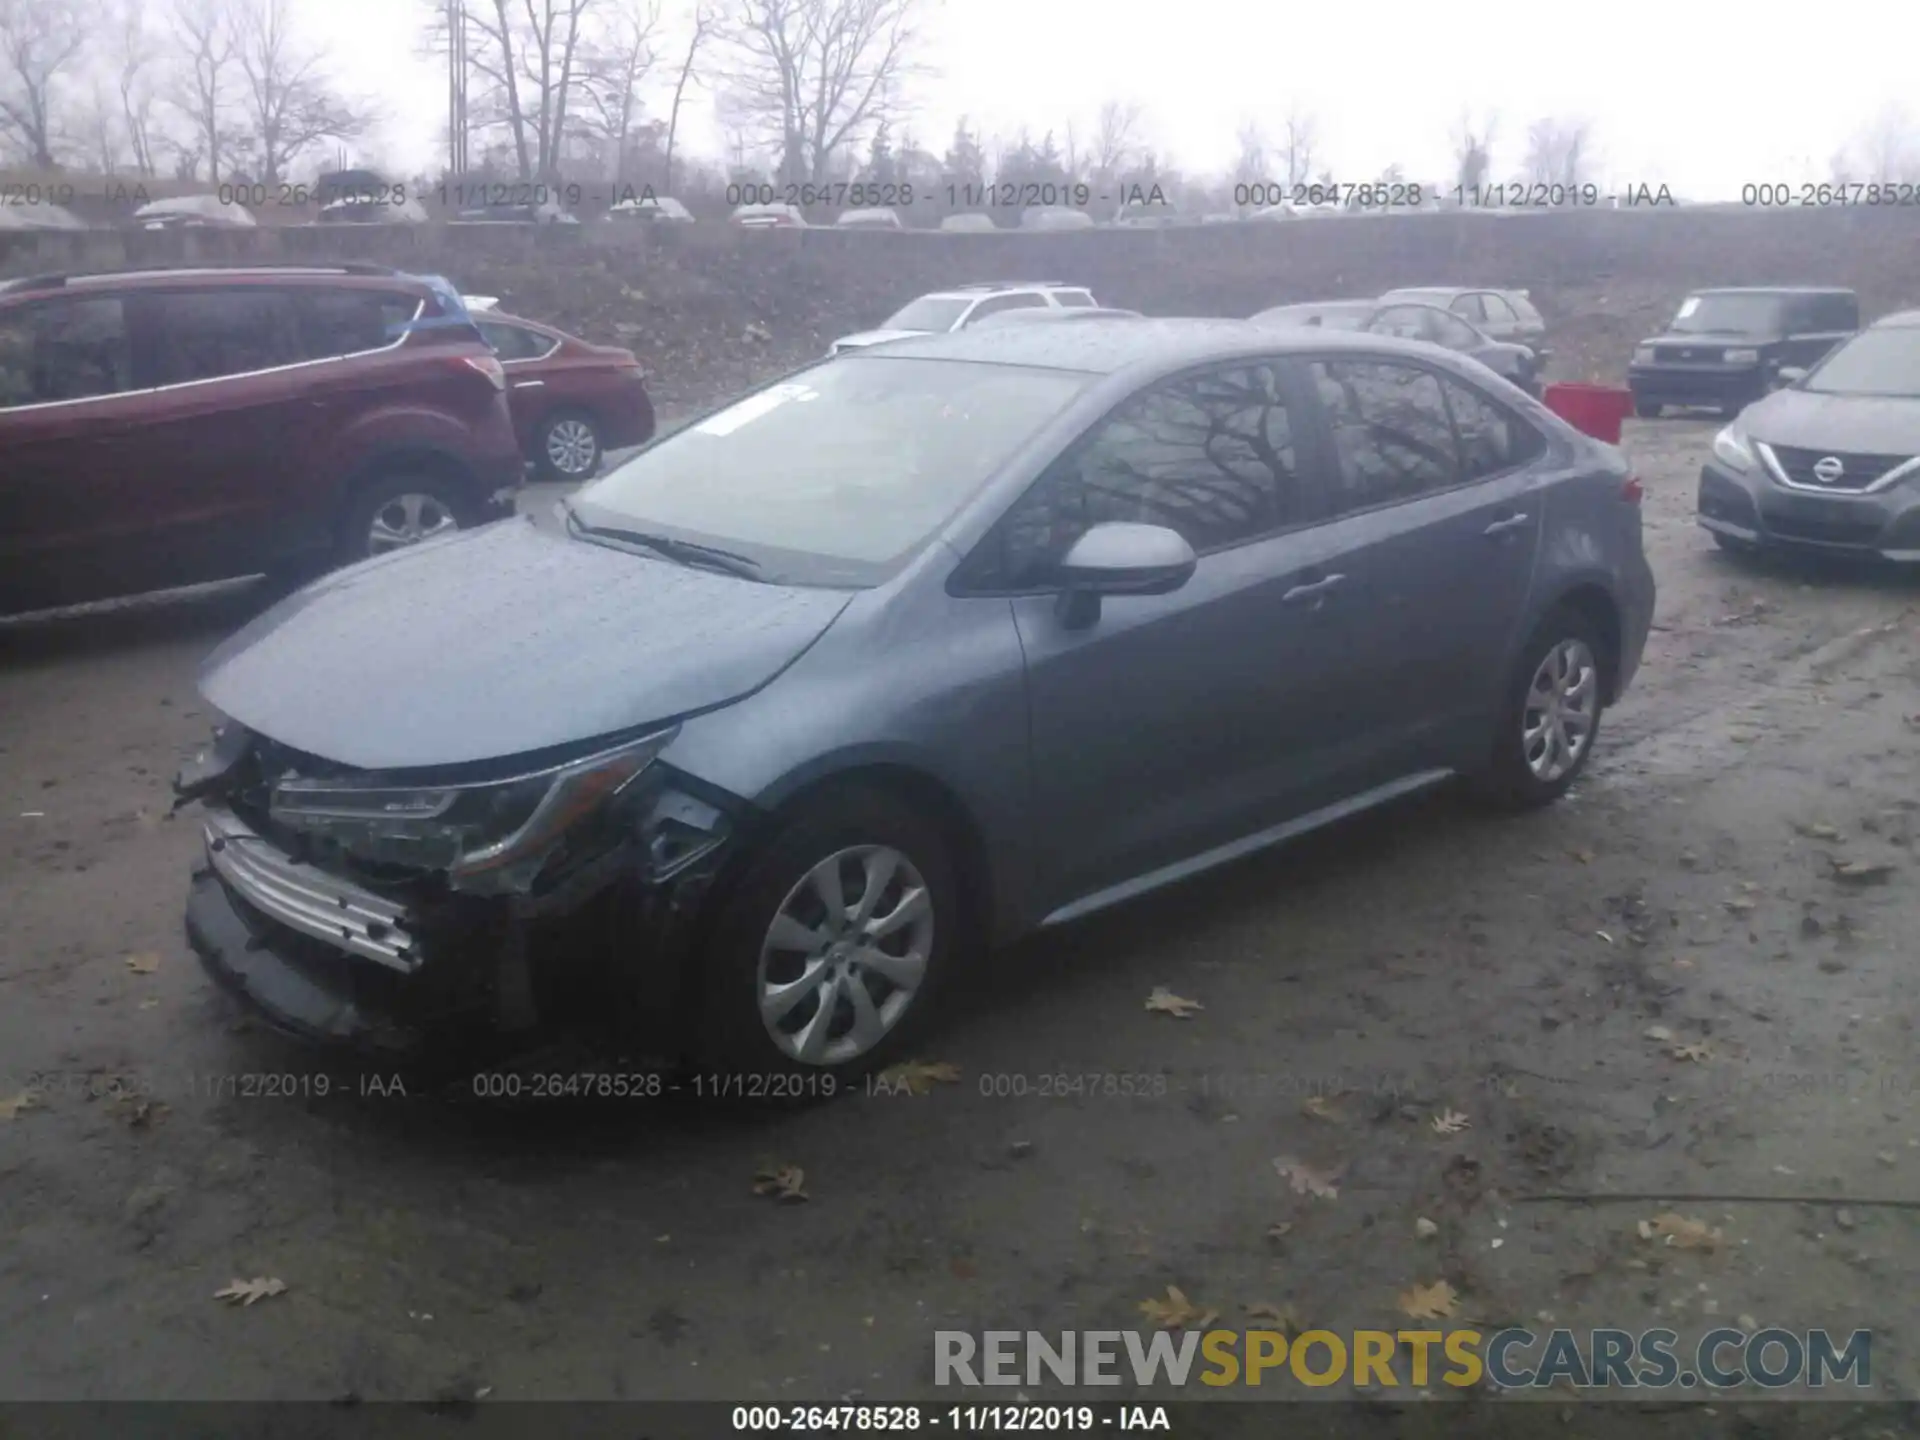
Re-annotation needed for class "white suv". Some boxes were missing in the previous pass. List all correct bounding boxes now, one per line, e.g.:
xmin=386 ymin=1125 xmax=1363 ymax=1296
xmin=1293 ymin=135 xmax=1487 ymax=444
xmin=830 ymin=282 xmax=1099 ymax=355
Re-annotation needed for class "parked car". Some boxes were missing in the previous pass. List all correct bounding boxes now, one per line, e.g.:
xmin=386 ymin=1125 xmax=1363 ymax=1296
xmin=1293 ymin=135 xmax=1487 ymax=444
xmin=177 ymin=319 xmax=1653 ymax=1077
xmin=1113 ymin=200 xmax=1180 ymax=228
xmin=606 ymin=196 xmax=695 ymax=224
xmin=0 ymin=197 xmax=87 ymax=231
xmin=939 ymin=212 xmax=999 ymax=232
xmin=969 ymin=307 xmax=1143 ymax=328
xmin=131 ymin=195 xmax=256 ymax=230
xmin=1251 ymin=299 xmax=1543 ymax=394
xmin=836 ymin=207 xmax=904 ymax=230
xmin=470 ymin=309 xmax=656 ymax=480
xmin=454 ymin=201 xmax=580 ymax=225
xmin=0 ymin=264 xmax=523 ymax=614
xmin=314 ymin=194 xmax=430 ymax=225
xmin=1696 ymin=307 xmax=1920 ymax=563
xmin=831 ymin=281 xmax=1099 ymax=354
xmin=1379 ymin=287 xmax=1548 ymax=350
xmin=1629 ymin=287 xmax=1858 ymax=418
xmin=1020 ymin=206 xmax=1095 ymax=231
xmin=731 ymin=203 xmax=806 ymax=229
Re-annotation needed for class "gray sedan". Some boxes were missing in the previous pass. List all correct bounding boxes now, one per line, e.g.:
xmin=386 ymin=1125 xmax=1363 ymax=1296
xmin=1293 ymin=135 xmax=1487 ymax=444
xmin=179 ymin=321 xmax=1654 ymax=1081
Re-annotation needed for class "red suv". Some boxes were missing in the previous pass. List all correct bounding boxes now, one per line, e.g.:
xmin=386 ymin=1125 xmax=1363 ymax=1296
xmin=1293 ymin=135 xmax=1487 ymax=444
xmin=0 ymin=263 xmax=525 ymax=614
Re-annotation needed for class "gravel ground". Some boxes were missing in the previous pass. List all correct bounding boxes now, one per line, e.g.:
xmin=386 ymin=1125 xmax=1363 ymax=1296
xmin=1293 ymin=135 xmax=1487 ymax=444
xmin=2 ymin=417 xmax=1917 ymax=1421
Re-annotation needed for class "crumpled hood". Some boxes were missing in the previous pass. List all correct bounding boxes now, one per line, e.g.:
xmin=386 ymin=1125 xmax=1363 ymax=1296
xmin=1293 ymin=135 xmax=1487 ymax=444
xmin=1744 ymin=388 xmax=1920 ymax=456
xmin=199 ymin=518 xmax=852 ymax=771
xmin=833 ymin=328 xmax=930 ymax=351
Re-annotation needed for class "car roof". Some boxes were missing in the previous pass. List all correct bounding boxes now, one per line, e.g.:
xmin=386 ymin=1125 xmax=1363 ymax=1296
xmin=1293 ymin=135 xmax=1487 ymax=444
xmin=1684 ymin=286 xmax=1855 ymax=297
xmin=1871 ymin=309 xmax=1920 ymax=329
xmin=919 ymin=281 xmax=1083 ymax=300
xmin=0 ymin=263 xmax=435 ymax=299
xmin=854 ymin=315 xmax=1447 ymax=376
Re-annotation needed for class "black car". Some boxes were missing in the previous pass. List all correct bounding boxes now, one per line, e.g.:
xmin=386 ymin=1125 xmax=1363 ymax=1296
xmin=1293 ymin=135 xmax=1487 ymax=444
xmin=1628 ymin=287 xmax=1858 ymax=419
xmin=1251 ymin=299 xmax=1542 ymax=394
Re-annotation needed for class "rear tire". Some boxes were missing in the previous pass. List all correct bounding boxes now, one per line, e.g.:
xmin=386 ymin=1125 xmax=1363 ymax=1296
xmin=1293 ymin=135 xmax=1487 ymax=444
xmin=535 ymin=411 xmax=603 ymax=481
xmin=692 ymin=785 xmax=958 ymax=1094
xmin=1466 ymin=606 xmax=1607 ymax=811
xmin=338 ymin=472 xmax=473 ymax=565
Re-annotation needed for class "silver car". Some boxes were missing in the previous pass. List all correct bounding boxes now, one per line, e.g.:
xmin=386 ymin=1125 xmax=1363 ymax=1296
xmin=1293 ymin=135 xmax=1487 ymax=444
xmin=178 ymin=321 xmax=1654 ymax=1080
xmin=1698 ymin=308 xmax=1920 ymax=562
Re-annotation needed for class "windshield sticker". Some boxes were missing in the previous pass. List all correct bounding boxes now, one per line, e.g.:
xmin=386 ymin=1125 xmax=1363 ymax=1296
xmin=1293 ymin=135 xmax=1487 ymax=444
xmin=1676 ymin=297 xmax=1701 ymax=319
xmin=694 ymin=383 xmax=818 ymax=436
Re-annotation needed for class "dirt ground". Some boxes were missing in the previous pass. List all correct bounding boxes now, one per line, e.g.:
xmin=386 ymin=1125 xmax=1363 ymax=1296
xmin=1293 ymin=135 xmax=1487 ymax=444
xmin=2 ymin=415 xmax=1918 ymax=1420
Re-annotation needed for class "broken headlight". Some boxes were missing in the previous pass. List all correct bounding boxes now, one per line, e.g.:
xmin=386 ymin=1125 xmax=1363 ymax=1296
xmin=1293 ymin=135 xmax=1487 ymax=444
xmin=267 ymin=728 xmax=678 ymax=894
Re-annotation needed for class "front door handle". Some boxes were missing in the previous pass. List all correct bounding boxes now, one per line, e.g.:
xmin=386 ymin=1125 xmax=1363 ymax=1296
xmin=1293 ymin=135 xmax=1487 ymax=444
xmin=513 ymin=379 xmax=546 ymax=389
xmin=1483 ymin=512 xmax=1531 ymax=537
xmin=1282 ymin=573 xmax=1346 ymax=604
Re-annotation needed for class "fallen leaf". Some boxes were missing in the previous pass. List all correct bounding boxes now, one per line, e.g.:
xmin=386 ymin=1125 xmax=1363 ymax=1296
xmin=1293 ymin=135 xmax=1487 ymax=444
xmin=0 ymin=1090 xmax=42 ymax=1121
xmin=1397 ymin=1279 xmax=1458 ymax=1320
xmin=949 ymin=1257 xmax=977 ymax=1280
xmin=1722 ymin=898 xmax=1756 ymax=915
xmin=1430 ymin=1109 xmax=1471 ymax=1135
xmin=752 ymin=1165 xmax=810 ymax=1202
xmin=1273 ymin=1156 xmax=1342 ymax=1200
xmin=1138 ymin=1285 xmax=1215 ymax=1330
xmin=1644 ymin=1025 xmax=1674 ymax=1042
xmin=1793 ymin=822 xmax=1843 ymax=841
xmin=125 ymin=952 xmax=161 ymax=974
xmin=1144 ymin=987 xmax=1203 ymax=1018
xmin=1572 ymin=848 xmax=1594 ymax=864
xmin=1414 ymin=1217 xmax=1439 ymax=1239
xmin=1242 ymin=1301 xmax=1300 ymax=1333
xmin=1642 ymin=1212 xmax=1722 ymax=1250
xmin=214 ymin=1277 xmax=287 ymax=1306
xmin=1265 ymin=1221 xmax=1294 ymax=1239
xmin=1830 ymin=859 xmax=1894 ymax=886
xmin=877 ymin=1060 xmax=961 ymax=1095
xmin=139 ymin=999 xmax=160 ymax=1011
xmin=1670 ymin=1042 xmax=1713 ymax=1063
xmin=1301 ymin=1095 xmax=1342 ymax=1122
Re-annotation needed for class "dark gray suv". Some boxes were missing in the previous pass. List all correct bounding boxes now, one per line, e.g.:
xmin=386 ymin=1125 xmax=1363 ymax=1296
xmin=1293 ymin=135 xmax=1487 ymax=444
xmin=1698 ymin=308 xmax=1920 ymax=562
xmin=178 ymin=321 xmax=1655 ymax=1080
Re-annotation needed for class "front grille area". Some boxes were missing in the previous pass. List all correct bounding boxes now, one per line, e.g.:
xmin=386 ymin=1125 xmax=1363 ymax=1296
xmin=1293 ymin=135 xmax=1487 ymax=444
xmin=1657 ymin=345 xmax=1723 ymax=363
xmin=1766 ymin=445 xmax=1913 ymax=493
xmin=1762 ymin=510 xmax=1886 ymax=547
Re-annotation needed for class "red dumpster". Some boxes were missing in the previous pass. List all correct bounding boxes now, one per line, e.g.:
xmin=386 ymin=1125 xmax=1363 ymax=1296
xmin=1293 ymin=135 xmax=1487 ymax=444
xmin=1541 ymin=383 xmax=1634 ymax=445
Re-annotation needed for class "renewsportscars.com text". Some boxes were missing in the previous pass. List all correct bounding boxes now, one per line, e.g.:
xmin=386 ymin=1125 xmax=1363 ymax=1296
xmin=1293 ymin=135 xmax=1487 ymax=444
xmin=935 ymin=1327 xmax=1871 ymax=1390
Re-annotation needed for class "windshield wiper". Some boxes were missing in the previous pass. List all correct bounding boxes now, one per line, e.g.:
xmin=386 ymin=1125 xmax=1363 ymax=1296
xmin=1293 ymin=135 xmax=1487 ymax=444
xmin=563 ymin=501 xmax=763 ymax=580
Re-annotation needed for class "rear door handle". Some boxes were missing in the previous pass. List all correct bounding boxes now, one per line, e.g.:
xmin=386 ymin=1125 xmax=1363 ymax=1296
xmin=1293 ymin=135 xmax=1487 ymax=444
xmin=1483 ymin=512 xmax=1531 ymax=536
xmin=513 ymin=379 xmax=545 ymax=389
xmin=1282 ymin=573 xmax=1346 ymax=604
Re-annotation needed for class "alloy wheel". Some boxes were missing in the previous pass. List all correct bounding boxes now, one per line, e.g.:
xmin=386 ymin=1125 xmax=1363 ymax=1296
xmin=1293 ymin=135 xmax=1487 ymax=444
xmin=367 ymin=493 xmax=458 ymax=555
xmin=545 ymin=418 xmax=599 ymax=477
xmin=1522 ymin=637 xmax=1598 ymax=782
xmin=756 ymin=845 xmax=934 ymax=1066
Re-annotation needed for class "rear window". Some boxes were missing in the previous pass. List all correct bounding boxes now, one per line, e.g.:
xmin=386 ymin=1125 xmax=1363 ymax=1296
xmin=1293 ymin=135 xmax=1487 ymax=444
xmin=0 ymin=296 xmax=134 ymax=408
xmin=145 ymin=289 xmax=303 ymax=384
xmin=299 ymin=288 xmax=424 ymax=358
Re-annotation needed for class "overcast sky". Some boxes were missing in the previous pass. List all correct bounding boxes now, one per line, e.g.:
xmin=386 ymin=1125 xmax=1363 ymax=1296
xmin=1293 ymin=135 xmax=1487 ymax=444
xmin=310 ymin=0 xmax=1910 ymax=200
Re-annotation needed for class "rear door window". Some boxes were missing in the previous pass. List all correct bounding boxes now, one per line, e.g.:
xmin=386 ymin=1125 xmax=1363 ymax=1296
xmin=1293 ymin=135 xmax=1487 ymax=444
xmin=0 ymin=297 xmax=134 ymax=408
xmin=1427 ymin=311 xmax=1483 ymax=352
xmin=1442 ymin=375 xmax=1544 ymax=480
xmin=1310 ymin=359 xmax=1459 ymax=512
xmin=1449 ymin=293 xmax=1488 ymax=323
xmin=477 ymin=320 xmax=552 ymax=360
xmin=1805 ymin=294 xmax=1858 ymax=333
xmin=299 ymin=288 xmax=423 ymax=359
xmin=1053 ymin=290 xmax=1096 ymax=308
xmin=965 ymin=293 xmax=1049 ymax=324
xmin=146 ymin=290 xmax=303 ymax=384
xmin=1479 ymin=293 xmax=1519 ymax=326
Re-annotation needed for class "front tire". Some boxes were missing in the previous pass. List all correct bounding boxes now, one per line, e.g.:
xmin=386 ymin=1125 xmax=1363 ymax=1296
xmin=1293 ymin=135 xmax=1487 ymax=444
xmin=694 ymin=786 xmax=958 ymax=1089
xmin=1467 ymin=607 xmax=1606 ymax=810
xmin=339 ymin=472 xmax=471 ymax=564
xmin=1633 ymin=398 xmax=1662 ymax=419
xmin=536 ymin=411 xmax=602 ymax=481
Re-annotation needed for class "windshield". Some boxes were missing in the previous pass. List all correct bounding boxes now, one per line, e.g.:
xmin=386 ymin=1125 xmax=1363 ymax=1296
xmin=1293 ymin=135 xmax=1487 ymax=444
xmin=1255 ymin=304 xmax=1371 ymax=329
xmin=570 ymin=356 xmax=1090 ymax=586
xmin=1803 ymin=327 xmax=1920 ymax=398
xmin=881 ymin=297 xmax=972 ymax=332
xmin=1670 ymin=293 xmax=1784 ymax=335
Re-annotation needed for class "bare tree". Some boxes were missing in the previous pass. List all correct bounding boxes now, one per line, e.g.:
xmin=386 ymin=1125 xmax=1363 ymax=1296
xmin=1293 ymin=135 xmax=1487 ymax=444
xmin=0 ymin=0 xmax=84 ymax=168
xmin=1450 ymin=107 xmax=1496 ymax=192
xmin=1277 ymin=103 xmax=1317 ymax=188
xmin=1087 ymin=98 xmax=1140 ymax=191
xmin=1832 ymin=104 xmax=1920 ymax=182
xmin=718 ymin=0 xmax=924 ymax=185
xmin=1230 ymin=119 xmax=1266 ymax=192
xmin=579 ymin=0 xmax=659 ymax=178
xmin=447 ymin=0 xmax=598 ymax=180
xmin=1521 ymin=114 xmax=1594 ymax=187
xmin=662 ymin=3 xmax=714 ymax=189
xmin=233 ymin=0 xmax=369 ymax=182
xmin=170 ymin=0 xmax=242 ymax=182
xmin=111 ymin=0 xmax=161 ymax=174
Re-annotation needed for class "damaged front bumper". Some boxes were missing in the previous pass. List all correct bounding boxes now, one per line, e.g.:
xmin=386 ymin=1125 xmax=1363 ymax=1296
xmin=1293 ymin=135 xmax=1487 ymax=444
xmin=181 ymin=762 xmax=743 ymax=1058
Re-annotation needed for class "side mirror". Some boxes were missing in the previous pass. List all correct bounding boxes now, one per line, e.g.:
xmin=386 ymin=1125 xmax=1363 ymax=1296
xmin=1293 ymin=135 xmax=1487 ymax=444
xmin=1773 ymin=366 xmax=1807 ymax=390
xmin=1054 ymin=522 xmax=1197 ymax=628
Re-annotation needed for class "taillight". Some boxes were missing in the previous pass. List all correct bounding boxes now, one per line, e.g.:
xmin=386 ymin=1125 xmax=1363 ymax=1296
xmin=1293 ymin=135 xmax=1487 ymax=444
xmin=1620 ymin=475 xmax=1644 ymax=503
xmin=461 ymin=355 xmax=507 ymax=390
